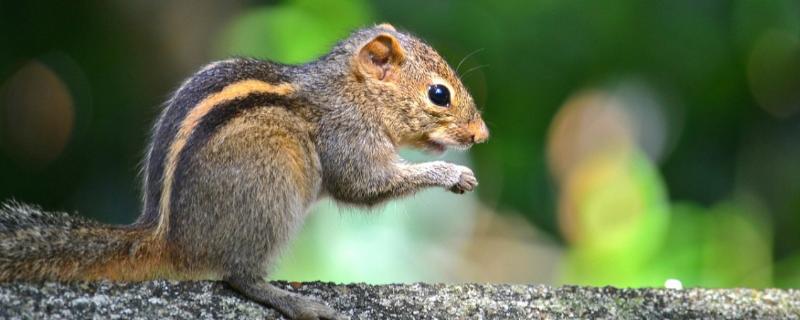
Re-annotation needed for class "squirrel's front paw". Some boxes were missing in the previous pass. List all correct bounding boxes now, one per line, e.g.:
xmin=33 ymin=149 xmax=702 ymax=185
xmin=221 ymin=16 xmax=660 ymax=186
xmin=449 ymin=166 xmax=477 ymax=194
xmin=439 ymin=163 xmax=477 ymax=194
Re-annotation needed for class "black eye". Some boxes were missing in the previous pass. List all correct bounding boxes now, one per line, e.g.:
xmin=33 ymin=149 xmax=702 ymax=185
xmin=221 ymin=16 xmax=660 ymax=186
xmin=427 ymin=84 xmax=451 ymax=107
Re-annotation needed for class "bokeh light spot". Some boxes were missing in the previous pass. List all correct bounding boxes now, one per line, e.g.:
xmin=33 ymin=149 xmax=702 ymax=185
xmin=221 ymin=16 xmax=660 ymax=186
xmin=747 ymin=30 xmax=800 ymax=118
xmin=1 ymin=60 xmax=75 ymax=168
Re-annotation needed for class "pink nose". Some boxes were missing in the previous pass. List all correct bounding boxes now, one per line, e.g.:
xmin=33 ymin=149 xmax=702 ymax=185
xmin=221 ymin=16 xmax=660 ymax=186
xmin=467 ymin=117 xmax=489 ymax=143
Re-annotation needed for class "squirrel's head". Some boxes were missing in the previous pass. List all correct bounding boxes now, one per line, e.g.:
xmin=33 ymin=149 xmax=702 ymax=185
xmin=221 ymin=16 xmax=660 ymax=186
xmin=339 ymin=23 xmax=489 ymax=153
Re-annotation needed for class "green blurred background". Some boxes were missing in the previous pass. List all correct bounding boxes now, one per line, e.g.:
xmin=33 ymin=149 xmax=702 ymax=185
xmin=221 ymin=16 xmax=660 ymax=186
xmin=1 ymin=0 xmax=799 ymax=288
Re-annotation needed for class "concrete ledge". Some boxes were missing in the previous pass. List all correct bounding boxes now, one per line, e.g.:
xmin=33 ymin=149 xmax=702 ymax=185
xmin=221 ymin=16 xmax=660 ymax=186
xmin=0 ymin=281 xmax=798 ymax=319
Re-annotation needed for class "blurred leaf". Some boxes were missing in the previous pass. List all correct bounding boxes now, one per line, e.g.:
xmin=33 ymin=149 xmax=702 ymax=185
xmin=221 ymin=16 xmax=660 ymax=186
xmin=774 ymin=254 xmax=800 ymax=288
xmin=561 ymin=149 xmax=670 ymax=286
xmin=654 ymin=199 xmax=772 ymax=288
xmin=218 ymin=0 xmax=373 ymax=63
xmin=700 ymin=200 xmax=772 ymax=287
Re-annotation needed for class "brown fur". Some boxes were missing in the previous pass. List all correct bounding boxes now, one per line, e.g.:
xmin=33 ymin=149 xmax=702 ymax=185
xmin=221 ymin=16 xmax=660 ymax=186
xmin=0 ymin=23 xmax=488 ymax=320
xmin=157 ymin=80 xmax=297 ymax=237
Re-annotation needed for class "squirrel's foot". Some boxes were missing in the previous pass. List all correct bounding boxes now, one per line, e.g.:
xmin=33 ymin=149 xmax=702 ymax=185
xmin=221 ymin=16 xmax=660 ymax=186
xmin=275 ymin=294 xmax=345 ymax=320
xmin=227 ymin=277 xmax=347 ymax=320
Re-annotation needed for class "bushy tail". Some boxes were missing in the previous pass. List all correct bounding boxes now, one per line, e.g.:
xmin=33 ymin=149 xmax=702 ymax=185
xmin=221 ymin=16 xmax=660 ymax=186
xmin=0 ymin=201 xmax=163 ymax=281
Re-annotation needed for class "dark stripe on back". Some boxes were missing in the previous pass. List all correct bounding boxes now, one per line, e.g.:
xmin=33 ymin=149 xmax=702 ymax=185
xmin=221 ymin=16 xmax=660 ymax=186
xmin=140 ymin=58 xmax=293 ymax=226
xmin=170 ymin=93 xmax=298 ymax=223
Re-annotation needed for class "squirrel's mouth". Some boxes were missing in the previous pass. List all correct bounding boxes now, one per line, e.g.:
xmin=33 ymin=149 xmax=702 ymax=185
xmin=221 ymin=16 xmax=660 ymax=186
xmin=423 ymin=140 xmax=447 ymax=154
xmin=422 ymin=136 xmax=472 ymax=154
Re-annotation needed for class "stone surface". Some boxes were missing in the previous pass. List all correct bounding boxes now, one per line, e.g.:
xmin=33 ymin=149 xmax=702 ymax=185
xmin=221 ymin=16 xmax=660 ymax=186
xmin=0 ymin=281 xmax=798 ymax=319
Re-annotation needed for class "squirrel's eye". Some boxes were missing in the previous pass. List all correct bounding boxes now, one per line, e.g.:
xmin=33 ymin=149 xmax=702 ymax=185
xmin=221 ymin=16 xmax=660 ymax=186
xmin=427 ymin=84 xmax=451 ymax=107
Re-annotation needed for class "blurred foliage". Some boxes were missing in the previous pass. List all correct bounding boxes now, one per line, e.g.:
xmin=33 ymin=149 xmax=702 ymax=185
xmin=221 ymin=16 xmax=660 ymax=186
xmin=1 ymin=0 xmax=798 ymax=288
xmin=560 ymin=149 xmax=670 ymax=287
xmin=219 ymin=0 xmax=372 ymax=63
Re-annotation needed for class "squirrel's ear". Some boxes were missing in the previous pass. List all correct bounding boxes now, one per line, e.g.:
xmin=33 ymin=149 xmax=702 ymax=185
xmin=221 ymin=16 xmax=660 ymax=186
xmin=354 ymin=33 xmax=405 ymax=81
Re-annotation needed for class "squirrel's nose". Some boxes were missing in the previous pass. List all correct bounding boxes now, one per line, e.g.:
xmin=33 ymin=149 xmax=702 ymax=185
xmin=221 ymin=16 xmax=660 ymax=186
xmin=467 ymin=117 xmax=489 ymax=144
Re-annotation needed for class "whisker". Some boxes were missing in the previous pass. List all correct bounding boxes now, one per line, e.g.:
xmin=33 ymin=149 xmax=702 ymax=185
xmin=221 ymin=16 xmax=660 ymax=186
xmin=460 ymin=64 xmax=489 ymax=80
xmin=455 ymin=48 xmax=485 ymax=74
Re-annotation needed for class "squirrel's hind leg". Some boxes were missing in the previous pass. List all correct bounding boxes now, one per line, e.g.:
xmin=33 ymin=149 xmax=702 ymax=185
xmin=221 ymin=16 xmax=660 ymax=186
xmin=172 ymin=108 xmax=339 ymax=318
xmin=227 ymin=275 xmax=347 ymax=320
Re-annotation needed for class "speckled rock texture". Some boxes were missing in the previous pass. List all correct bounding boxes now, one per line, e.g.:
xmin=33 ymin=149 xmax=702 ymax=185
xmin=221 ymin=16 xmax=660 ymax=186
xmin=0 ymin=281 xmax=798 ymax=319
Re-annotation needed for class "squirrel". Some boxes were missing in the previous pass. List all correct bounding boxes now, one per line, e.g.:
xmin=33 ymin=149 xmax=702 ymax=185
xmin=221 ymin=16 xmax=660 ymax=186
xmin=0 ymin=23 xmax=488 ymax=320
